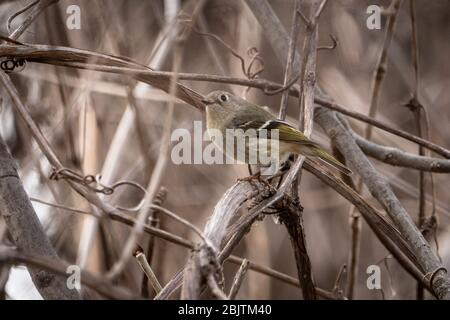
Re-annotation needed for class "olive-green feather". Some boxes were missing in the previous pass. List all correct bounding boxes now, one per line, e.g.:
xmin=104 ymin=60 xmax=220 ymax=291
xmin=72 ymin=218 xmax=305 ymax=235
xmin=312 ymin=148 xmax=353 ymax=176
xmin=236 ymin=119 xmax=319 ymax=148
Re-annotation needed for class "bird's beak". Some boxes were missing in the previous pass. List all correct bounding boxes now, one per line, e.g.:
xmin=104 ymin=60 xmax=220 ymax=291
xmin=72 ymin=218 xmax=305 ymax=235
xmin=201 ymin=97 xmax=214 ymax=105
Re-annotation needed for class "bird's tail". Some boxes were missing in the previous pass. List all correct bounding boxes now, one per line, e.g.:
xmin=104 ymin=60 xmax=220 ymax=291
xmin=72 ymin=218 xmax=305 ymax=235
xmin=312 ymin=148 xmax=352 ymax=176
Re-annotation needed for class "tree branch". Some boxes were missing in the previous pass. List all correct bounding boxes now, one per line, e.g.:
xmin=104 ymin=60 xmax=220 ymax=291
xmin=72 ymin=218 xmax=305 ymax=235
xmin=353 ymin=132 xmax=450 ymax=173
xmin=314 ymin=109 xmax=450 ymax=299
xmin=0 ymin=247 xmax=132 ymax=299
xmin=365 ymin=0 xmax=403 ymax=139
xmin=0 ymin=136 xmax=80 ymax=299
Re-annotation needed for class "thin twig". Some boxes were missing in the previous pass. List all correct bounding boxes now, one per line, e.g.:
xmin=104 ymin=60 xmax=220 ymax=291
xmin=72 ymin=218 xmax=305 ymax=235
xmin=317 ymin=34 xmax=337 ymax=51
xmin=142 ymin=187 xmax=167 ymax=297
xmin=121 ymin=204 xmax=210 ymax=245
xmin=7 ymin=0 xmax=40 ymax=34
xmin=133 ymin=246 xmax=162 ymax=294
xmin=228 ymin=259 xmax=250 ymax=299
xmin=9 ymin=0 xmax=59 ymax=41
xmin=332 ymin=264 xmax=347 ymax=298
xmin=365 ymin=0 xmax=402 ymax=140
xmin=190 ymin=27 xmax=247 ymax=79
xmin=30 ymin=197 xmax=91 ymax=214
xmin=313 ymin=0 xmax=329 ymax=19
xmin=278 ymin=0 xmax=302 ymax=119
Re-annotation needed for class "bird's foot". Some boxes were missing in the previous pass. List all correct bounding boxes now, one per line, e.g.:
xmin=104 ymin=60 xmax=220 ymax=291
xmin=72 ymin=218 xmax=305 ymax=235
xmin=238 ymin=172 xmax=275 ymax=190
xmin=238 ymin=171 xmax=262 ymax=182
xmin=266 ymin=160 xmax=291 ymax=185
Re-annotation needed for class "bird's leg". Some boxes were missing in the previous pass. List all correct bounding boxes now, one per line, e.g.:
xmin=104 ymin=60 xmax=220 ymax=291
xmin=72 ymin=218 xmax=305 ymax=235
xmin=238 ymin=169 xmax=262 ymax=182
xmin=247 ymin=164 xmax=253 ymax=176
xmin=238 ymin=164 xmax=272 ymax=188
xmin=240 ymin=164 xmax=262 ymax=181
xmin=268 ymin=159 xmax=291 ymax=188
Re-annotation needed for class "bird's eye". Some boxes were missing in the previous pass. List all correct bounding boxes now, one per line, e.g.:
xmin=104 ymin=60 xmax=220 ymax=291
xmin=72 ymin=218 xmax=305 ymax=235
xmin=219 ymin=94 xmax=228 ymax=102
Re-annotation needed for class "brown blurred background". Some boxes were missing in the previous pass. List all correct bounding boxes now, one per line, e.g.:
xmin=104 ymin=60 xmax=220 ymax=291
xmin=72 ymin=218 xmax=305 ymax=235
xmin=0 ymin=0 xmax=449 ymax=299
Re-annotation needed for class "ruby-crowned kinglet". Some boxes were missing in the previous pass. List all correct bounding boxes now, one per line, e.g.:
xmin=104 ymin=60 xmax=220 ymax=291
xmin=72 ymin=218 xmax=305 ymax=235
xmin=201 ymin=90 xmax=352 ymax=176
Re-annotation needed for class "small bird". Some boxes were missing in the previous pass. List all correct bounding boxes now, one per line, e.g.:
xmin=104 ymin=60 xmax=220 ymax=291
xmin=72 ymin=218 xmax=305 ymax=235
xmin=201 ymin=90 xmax=352 ymax=176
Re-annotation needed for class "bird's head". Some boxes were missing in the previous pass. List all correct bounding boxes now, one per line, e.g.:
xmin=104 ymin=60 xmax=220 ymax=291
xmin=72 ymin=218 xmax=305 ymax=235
xmin=201 ymin=90 xmax=244 ymax=113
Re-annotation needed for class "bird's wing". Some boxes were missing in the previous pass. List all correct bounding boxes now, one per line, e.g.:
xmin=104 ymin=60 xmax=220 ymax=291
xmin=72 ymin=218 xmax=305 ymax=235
xmin=236 ymin=119 xmax=320 ymax=147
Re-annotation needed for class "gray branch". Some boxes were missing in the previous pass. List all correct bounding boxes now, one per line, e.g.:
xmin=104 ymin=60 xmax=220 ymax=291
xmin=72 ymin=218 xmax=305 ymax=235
xmin=0 ymin=136 xmax=80 ymax=299
xmin=353 ymin=132 xmax=450 ymax=173
xmin=181 ymin=182 xmax=258 ymax=299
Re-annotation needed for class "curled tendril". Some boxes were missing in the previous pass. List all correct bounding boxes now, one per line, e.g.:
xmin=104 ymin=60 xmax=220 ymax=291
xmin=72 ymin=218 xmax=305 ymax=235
xmin=246 ymin=47 xmax=265 ymax=79
xmin=317 ymin=34 xmax=338 ymax=51
xmin=0 ymin=58 xmax=26 ymax=73
xmin=242 ymin=47 xmax=265 ymax=98
xmin=49 ymin=167 xmax=146 ymax=196
xmin=179 ymin=17 xmax=266 ymax=99
xmin=263 ymin=74 xmax=300 ymax=96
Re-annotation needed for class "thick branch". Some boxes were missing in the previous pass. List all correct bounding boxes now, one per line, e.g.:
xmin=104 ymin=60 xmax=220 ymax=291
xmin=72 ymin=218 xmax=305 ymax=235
xmin=180 ymin=180 xmax=338 ymax=300
xmin=181 ymin=182 xmax=259 ymax=299
xmin=0 ymin=247 xmax=132 ymax=299
xmin=0 ymin=137 xmax=80 ymax=299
